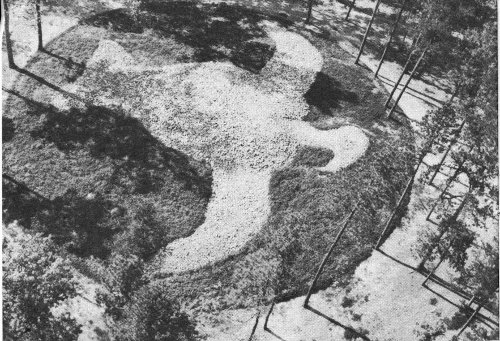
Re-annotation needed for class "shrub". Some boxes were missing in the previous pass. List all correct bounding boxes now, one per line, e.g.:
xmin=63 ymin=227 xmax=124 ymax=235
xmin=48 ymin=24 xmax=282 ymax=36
xmin=3 ymin=234 xmax=82 ymax=340
xmin=344 ymin=327 xmax=369 ymax=340
xmin=416 ymin=323 xmax=445 ymax=341
xmin=444 ymin=303 xmax=473 ymax=330
xmin=341 ymin=296 xmax=356 ymax=308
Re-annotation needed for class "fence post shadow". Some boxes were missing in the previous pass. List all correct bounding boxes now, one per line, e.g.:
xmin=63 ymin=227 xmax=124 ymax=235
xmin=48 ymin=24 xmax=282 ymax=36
xmin=40 ymin=47 xmax=86 ymax=68
xmin=264 ymin=328 xmax=288 ymax=341
xmin=13 ymin=66 xmax=90 ymax=106
xmin=374 ymin=248 xmax=420 ymax=272
xmin=303 ymin=304 xmax=371 ymax=340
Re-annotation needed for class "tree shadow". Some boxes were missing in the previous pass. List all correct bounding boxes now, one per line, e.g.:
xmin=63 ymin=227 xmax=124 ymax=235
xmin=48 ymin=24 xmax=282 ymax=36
xmin=2 ymin=174 xmax=51 ymax=229
xmin=378 ymin=75 xmax=446 ymax=106
xmin=375 ymin=249 xmax=419 ymax=272
xmin=304 ymin=72 xmax=359 ymax=115
xmin=264 ymin=328 xmax=288 ymax=341
xmin=29 ymin=104 xmax=212 ymax=198
xmin=3 ymin=174 xmax=117 ymax=258
xmin=3 ymin=87 xmax=54 ymax=110
xmin=2 ymin=117 xmax=15 ymax=142
xmin=40 ymin=48 xmax=85 ymax=68
xmin=81 ymin=2 xmax=291 ymax=68
xmin=3 ymin=90 xmax=212 ymax=258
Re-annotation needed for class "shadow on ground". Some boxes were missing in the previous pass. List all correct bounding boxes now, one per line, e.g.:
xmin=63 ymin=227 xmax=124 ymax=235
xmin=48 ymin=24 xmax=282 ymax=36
xmin=82 ymin=1 xmax=291 ymax=66
xmin=304 ymin=71 xmax=359 ymax=114
xmin=29 ymin=104 xmax=212 ymax=198
xmin=3 ymin=175 xmax=115 ymax=258
xmin=2 ymin=117 xmax=15 ymax=142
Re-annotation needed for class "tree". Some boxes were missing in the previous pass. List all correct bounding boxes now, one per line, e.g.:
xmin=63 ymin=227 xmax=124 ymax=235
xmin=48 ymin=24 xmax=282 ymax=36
xmin=3 ymin=0 xmax=46 ymax=65
xmin=3 ymin=233 xmax=82 ymax=340
xmin=417 ymin=192 xmax=470 ymax=270
xmin=387 ymin=41 xmax=431 ymax=117
xmin=416 ymin=12 xmax=498 ymax=282
xmin=35 ymin=0 xmax=43 ymax=50
xmin=374 ymin=0 xmax=408 ymax=78
xmin=2 ymin=0 xmax=17 ymax=68
xmin=384 ymin=48 xmax=417 ymax=108
xmin=455 ymin=241 xmax=499 ymax=306
xmin=305 ymin=0 xmax=314 ymax=24
xmin=354 ymin=0 xmax=382 ymax=65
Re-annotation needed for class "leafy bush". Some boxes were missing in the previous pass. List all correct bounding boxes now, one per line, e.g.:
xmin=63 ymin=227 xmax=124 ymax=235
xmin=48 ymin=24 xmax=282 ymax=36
xmin=344 ymin=327 xmax=369 ymax=340
xmin=3 ymin=234 xmax=82 ymax=340
xmin=416 ymin=323 xmax=445 ymax=341
xmin=341 ymin=296 xmax=356 ymax=308
xmin=444 ymin=303 xmax=473 ymax=330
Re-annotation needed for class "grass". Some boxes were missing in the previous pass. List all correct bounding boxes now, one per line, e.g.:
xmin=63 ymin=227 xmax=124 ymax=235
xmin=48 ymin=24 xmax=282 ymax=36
xmin=291 ymin=146 xmax=335 ymax=167
xmin=3 ymin=1 xmax=416 ymax=318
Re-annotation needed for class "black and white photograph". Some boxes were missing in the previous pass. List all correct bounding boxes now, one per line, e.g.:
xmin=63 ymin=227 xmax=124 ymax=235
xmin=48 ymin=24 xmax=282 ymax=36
xmin=1 ymin=0 xmax=499 ymax=340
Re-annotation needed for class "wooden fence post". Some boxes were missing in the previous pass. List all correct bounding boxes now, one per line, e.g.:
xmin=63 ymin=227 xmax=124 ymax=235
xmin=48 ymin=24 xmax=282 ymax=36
xmin=455 ymin=305 xmax=482 ymax=339
xmin=248 ymin=311 xmax=260 ymax=341
xmin=422 ymin=244 xmax=449 ymax=286
xmin=263 ymin=299 xmax=275 ymax=331
xmin=304 ymin=200 xmax=360 ymax=307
